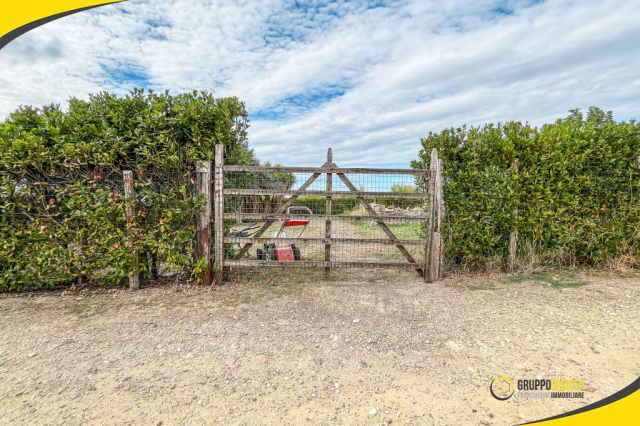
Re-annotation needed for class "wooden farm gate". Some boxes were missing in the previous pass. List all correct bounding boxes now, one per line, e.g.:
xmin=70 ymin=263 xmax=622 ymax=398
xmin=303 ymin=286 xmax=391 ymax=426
xmin=196 ymin=145 xmax=445 ymax=285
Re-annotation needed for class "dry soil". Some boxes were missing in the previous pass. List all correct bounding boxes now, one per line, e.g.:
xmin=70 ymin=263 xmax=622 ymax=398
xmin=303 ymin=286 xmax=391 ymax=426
xmin=1 ymin=268 xmax=638 ymax=426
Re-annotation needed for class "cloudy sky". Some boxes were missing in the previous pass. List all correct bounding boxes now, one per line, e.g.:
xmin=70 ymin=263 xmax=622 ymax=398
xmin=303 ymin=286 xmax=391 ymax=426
xmin=1 ymin=0 xmax=639 ymax=167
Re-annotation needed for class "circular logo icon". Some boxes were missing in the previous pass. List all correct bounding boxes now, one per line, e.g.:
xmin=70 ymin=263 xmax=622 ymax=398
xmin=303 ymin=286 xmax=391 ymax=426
xmin=491 ymin=376 xmax=514 ymax=400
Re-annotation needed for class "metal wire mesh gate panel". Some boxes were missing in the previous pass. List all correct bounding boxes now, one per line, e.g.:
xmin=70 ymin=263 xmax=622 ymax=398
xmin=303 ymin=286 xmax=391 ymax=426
xmin=204 ymin=144 xmax=444 ymax=285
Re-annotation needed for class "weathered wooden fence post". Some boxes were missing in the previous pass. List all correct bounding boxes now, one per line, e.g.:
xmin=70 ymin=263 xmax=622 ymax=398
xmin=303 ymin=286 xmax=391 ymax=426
xmin=214 ymin=145 xmax=225 ymax=285
xmin=325 ymin=148 xmax=332 ymax=280
xmin=425 ymin=149 xmax=440 ymax=282
xmin=196 ymin=161 xmax=212 ymax=285
xmin=508 ymin=158 xmax=519 ymax=272
xmin=437 ymin=157 xmax=445 ymax=279
xmin=123 ymin=170 xmax=139 ymax=289
xmin=430 ymin=149 xmax=442 ymax=282
xmin=424 ymin=179 xmax=434 ymax=282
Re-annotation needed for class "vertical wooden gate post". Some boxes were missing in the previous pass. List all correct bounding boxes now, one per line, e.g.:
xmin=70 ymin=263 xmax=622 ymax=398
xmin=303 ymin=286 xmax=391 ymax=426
xmin=214 ymin=145 xmax=225 ymax=285
xmin=436 ymin=157 xmax=445 ymax=280
xmin=508 ymin=158 xmax=519 ymax=272
xmin=325 ymin=148 xmax=333 ymax=280
xmin=123 ymin=170 xmax=139 ymax=289
xmin=197 ymin=161 xmax=212 ymax=285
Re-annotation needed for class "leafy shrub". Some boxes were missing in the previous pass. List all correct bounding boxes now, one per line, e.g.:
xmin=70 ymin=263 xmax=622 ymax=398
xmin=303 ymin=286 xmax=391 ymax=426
xmin=411 ymin=109 xmax=640 ymax=267
xmin=1 ymin=88 xmax=254 ymax=290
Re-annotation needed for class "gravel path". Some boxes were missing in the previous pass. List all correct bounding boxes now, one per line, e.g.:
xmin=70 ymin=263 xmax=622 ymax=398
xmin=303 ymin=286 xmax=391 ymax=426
xmin=0 ymin=270 xmax=638 ymax=425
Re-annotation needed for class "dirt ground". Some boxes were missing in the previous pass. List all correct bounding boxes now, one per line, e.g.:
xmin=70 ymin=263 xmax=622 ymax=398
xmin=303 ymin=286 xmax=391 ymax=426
xmin=1 ymin=268 xmax=639 ymax=426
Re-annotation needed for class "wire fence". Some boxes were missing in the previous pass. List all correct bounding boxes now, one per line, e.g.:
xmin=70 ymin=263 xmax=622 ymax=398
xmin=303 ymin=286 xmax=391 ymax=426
xmin=210 ymin=146 xmax=440 ymax=285
xmin=2 ymin=159 xmax=438 ymax=290
xmin=2 ymin=169 xmax=200 ymax=290
xmin=6 ymin=145 xmax=633 ymax=291
xmin=223 ymin=170 xmax=430 ymax=269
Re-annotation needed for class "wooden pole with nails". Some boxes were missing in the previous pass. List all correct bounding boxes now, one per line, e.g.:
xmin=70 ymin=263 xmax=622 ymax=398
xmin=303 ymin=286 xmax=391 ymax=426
xmin=196 ymin=161 xmax=212 ymax=285
xmin=214 ymin=145 xmax=224 ymax=285
xmin=508 ymin=158 xmax=519 ymax=273
xmin=123 ymin=170 xmax=139 ymax=289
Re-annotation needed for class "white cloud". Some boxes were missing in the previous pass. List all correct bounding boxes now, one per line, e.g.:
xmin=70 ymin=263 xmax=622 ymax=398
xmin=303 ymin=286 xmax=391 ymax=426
xmin=1 ymin=0 xmax=639 ymax=166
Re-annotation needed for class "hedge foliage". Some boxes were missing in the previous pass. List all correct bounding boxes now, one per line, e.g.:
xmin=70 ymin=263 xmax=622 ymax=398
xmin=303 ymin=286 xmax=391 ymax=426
xmin=1 ymin=89 xmax=253 ymax=290
xmin=411 ymin=109 xmax=640 ymax=267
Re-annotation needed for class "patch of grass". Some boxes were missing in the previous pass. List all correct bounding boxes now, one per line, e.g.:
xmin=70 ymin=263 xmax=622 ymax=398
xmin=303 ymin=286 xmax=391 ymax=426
xmin=503 ymin=272 xmax=588 ymax=290
xmin=371 ymin=251 xmax=405 ymax=261
xmin=468 ymin=283 xmax=497 ymax=291
xmin=307 ymin=251 xmax=326 ymax=261
xmin=505 ymin=275 xmax=529 ymax=283
xmin=349 ymin=221 xmax=422 ymax=239
xmin=388 ymin=223 xmax=422 ymax=239
xmin=530 ymin=273 xmax=588 ymax=289
xmin=359 ymin=360 xmax=369 ymax=368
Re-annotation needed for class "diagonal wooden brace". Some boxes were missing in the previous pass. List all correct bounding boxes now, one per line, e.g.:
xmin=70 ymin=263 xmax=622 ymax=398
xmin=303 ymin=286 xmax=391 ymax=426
xmin=334 ymin=164 xmax=425 ymax=278
xmin=231 ymin=163 xmax=327 ymax=261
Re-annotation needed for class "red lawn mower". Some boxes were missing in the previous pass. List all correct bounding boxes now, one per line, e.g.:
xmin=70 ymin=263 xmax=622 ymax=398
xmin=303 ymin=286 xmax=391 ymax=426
xmin=257 ymin=206 xmax=312 ymax=261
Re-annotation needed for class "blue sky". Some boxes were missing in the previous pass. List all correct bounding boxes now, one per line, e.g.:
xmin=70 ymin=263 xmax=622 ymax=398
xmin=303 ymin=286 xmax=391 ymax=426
xmin=1 ymin=0 xmax=639 ymax=167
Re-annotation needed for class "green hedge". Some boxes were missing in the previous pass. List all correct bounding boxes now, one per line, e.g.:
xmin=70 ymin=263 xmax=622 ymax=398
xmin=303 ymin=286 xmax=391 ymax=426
xmin=1 ymin=89 xmax=253 ymax=291
xmin=411 ymin=112 xmax=640 ymax=267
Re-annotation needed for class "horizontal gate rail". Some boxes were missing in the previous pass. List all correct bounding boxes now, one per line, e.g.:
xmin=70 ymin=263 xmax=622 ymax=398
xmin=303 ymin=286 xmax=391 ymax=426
xmin=225 ymin=237 xmax=426 ymax=246
xmin=227 ymin=213 xmax=428 ymax=223
xmin=206 ymin=144 xmax=444 ymax=284
xmin=226 ymin=260 xmax=426 ymax=268
xmin=223 ymin=165 xmax=428 ymax=175
xmin=223 ymin=188 xmax=428 ymax=199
